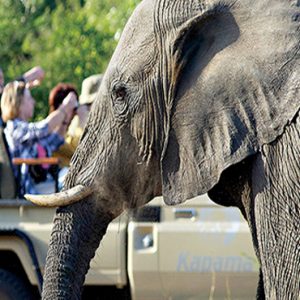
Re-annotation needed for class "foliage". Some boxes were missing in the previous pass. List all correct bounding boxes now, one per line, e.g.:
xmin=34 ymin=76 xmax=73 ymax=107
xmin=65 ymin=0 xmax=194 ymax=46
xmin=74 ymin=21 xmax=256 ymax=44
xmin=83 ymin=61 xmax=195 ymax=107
xmin=0 ymin=0 xmax=140 ymax=118
xmin=0 ymin=0 xmax=27 ymax=75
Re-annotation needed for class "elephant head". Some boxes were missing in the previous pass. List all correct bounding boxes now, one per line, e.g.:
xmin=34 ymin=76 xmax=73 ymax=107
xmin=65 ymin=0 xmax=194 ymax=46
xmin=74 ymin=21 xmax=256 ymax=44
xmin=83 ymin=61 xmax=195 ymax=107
xmin=26 ymin=0 xmax=300 ymax=299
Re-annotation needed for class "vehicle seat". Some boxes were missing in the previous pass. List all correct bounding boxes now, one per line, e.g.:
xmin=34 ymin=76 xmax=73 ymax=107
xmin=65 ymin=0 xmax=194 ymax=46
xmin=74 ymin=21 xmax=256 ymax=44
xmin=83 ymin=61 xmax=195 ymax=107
xmin=0 ymin=126 xmax=17 ymax=198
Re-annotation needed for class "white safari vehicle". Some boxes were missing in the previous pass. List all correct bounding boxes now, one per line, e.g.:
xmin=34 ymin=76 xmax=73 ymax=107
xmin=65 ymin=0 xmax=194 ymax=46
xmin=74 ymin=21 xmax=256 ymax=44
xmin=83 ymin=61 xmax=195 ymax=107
xmin=0 ymin=195 xmax=258 ymax=300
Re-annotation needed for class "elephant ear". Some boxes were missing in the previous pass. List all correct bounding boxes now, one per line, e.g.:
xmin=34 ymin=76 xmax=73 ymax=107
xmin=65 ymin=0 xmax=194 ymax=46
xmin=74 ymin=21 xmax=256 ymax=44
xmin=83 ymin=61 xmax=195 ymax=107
xmin=161 ymin=2 xmax=300 ymax=205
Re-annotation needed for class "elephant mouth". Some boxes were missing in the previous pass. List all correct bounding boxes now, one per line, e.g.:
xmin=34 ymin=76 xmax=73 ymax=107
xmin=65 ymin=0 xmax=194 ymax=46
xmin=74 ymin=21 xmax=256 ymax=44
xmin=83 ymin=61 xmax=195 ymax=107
xmin=24 ymin=184 xmax=94 ymax=207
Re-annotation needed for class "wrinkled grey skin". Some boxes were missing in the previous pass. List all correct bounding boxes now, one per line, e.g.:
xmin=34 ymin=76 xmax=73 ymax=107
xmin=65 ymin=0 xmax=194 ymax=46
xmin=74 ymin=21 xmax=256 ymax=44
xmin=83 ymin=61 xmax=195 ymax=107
xmin=42 ymin=0 xmax=300 ymax=299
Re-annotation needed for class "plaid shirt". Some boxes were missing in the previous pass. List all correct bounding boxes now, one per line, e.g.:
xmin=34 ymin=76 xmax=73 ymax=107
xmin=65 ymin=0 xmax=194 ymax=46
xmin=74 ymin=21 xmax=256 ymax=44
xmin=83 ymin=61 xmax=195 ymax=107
xmin=4 ymin=118 xmax=64 ymax=194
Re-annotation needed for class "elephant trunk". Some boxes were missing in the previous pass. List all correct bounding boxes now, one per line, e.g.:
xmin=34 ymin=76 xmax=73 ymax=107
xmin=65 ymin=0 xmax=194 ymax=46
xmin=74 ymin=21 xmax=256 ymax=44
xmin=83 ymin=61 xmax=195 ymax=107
xmin=42 ymin=199 xmax=114 ymax=300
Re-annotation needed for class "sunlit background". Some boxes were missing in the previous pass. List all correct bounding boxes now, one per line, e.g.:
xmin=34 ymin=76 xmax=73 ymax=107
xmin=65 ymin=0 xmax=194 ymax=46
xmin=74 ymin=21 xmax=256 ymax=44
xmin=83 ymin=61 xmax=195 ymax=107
xmin=0 ymin=0 xmax=140 ymax=118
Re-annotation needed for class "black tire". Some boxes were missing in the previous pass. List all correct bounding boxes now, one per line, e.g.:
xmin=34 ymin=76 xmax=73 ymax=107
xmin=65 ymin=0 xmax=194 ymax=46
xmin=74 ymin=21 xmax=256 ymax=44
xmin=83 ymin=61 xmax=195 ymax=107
xmin=0 ymin=268 xmax=35 ymax=300
xmin=82 ymin=285 xmax=131 ymax=300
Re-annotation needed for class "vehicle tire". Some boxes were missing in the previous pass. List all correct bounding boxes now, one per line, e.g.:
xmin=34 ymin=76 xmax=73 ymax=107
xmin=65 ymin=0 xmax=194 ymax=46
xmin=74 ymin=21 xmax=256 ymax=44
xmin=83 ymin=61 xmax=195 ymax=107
xmin=0 ymin=268 xmax=34 ymax=300
xmin=82 ymin=285 xmax=131 ymax=300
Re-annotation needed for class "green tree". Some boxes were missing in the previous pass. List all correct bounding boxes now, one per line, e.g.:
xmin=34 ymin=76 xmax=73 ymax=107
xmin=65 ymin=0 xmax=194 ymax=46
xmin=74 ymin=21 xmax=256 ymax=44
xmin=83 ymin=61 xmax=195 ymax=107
xmin=0 ymin=0 xmax=29 ymax=78
xmin=0 ymin=0 xmax=140 ymax=119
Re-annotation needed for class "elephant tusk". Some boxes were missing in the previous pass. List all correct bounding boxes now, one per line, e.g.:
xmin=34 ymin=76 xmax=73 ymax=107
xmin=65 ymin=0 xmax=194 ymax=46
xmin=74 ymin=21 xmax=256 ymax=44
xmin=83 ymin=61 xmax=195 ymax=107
xmin=24 ymin=185 xmax=94 ymax=207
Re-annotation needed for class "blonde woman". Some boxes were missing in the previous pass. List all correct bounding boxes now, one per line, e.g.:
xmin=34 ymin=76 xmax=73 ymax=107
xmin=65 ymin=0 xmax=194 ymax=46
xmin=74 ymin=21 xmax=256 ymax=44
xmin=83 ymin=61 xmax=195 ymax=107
xmin=1 ymin=81 xmax=77 ymax=195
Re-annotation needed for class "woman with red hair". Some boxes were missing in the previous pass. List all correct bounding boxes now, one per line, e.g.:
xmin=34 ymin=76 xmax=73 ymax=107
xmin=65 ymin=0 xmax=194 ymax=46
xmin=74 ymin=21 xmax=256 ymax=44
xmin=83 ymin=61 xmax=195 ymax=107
xmin=48 ymin=83 xmax=79 ymax=168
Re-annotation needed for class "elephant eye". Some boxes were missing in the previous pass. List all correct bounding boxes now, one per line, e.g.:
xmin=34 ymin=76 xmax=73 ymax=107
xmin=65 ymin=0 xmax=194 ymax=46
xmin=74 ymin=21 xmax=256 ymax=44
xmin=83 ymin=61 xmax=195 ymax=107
xmin=111 ymin=84 xmax=129 ymax=119
xmin=113 ymin=85 xmax=127 ymax=101
xmin=116 ymin=87 xmax=126 ymax=99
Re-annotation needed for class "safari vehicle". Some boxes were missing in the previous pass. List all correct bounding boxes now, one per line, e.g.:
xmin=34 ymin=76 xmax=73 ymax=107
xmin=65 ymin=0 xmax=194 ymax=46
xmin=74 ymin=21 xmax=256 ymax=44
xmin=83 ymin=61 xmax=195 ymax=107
xmin=0 ymin=195 xmax=259 ymax=300
xmin=0 ymin=128 xmax=258 ymax=299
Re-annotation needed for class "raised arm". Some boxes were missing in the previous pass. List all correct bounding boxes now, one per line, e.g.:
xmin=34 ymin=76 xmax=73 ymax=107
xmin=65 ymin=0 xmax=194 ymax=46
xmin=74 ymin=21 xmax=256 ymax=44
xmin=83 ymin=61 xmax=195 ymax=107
xmin=46 ymin=92 xmax=78 ymax=133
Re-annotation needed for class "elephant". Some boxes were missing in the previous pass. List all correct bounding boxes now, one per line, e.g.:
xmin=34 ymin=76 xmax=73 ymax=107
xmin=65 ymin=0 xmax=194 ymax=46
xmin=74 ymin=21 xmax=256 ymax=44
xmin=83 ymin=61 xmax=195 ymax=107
xmin=26 ymin=0 xmax=300 ymax=299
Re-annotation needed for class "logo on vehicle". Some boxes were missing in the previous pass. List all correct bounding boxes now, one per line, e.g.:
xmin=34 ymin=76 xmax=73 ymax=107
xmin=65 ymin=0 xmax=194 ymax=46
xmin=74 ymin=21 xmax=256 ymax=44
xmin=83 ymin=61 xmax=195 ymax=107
xmin=176 ymin=252 xmax=256 ymax=273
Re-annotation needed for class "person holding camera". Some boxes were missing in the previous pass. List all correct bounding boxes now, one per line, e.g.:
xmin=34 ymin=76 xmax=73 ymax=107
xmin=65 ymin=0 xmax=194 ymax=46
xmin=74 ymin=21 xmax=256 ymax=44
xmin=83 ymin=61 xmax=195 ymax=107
xmin=1 ymin=80 xmax=77 ymax=194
